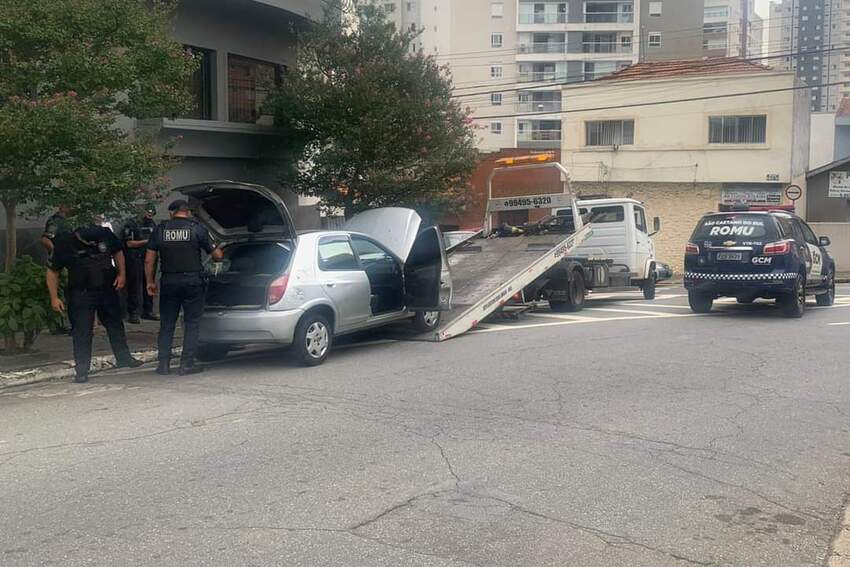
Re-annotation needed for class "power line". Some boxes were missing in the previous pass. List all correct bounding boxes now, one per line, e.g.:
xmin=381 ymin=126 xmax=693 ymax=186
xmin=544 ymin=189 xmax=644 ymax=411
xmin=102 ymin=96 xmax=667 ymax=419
xmin=472 ymin=80 xmax=840 ymax=121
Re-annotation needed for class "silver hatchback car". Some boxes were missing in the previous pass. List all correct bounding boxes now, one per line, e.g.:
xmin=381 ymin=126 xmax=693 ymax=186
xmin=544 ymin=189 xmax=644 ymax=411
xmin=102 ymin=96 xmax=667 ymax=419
xmin=175 ymin=181 xmax=452 ymax=366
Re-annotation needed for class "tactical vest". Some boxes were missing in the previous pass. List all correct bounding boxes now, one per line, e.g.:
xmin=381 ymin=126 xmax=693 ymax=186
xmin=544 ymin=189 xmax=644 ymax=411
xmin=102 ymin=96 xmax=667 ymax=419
xmin=158 ymin=219 xmax=203 ymax=274
xmin=68 ymin=238 xmax=115 ymax=290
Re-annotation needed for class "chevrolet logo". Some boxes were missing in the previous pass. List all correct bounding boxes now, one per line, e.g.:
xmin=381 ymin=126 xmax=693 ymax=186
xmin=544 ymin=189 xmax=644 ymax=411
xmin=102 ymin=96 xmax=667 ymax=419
xmin=723 ymin=241 xmax=736 ymax=247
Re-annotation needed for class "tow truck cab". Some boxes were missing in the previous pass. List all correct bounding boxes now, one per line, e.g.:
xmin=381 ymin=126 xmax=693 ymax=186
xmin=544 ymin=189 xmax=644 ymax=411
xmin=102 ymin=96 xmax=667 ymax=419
xmin=553 ymin=198 xmax=661 ymax=289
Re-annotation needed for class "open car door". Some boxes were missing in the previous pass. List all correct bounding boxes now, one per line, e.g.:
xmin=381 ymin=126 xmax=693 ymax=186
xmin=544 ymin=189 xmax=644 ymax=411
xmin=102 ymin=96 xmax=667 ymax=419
xmin=404 ymin=227 xmax=452 ymax=311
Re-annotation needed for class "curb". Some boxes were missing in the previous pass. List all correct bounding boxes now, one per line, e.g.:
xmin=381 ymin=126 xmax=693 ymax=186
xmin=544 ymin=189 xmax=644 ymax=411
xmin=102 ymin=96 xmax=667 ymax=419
xmin=0 ymin=348 xmax=181 ymax=391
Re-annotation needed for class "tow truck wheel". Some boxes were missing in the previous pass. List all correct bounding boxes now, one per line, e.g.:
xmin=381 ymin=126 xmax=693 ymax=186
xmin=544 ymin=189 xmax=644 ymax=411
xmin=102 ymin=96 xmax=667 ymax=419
xmin=642 ymin=272 xmax=657 ymax=300
xmin=550 ymin=273 xmax=585 ymax=312
xmin=688 ymin=291 xmax=713 ymax=313
xmin=816 ymin=269 xmax=835 ymax=307
xmin=413 ymin=311 xmax=441 ymax=332
xmin=780 ymin=274 xmax=806 ymax=318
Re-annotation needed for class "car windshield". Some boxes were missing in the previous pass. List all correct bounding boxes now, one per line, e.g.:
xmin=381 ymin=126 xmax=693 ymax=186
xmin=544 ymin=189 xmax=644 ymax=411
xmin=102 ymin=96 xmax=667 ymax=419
xmin=692 ymin=214 xmax=778 ymax=243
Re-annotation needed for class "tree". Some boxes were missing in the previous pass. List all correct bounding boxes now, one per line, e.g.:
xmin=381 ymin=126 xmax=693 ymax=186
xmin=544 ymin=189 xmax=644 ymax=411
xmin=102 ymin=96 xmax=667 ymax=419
xmin=268 ymin=0 xmax=478 ymax=218
xmin=0 ymin=0 xmax=197 ymax=270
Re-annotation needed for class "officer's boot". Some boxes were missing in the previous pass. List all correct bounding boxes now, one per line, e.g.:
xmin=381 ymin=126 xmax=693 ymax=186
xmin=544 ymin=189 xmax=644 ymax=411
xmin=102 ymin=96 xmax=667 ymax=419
xmin=156 ymin=359 xmax=171 ymax=376
xmin=178 ymin=359 xmax=203 ymax=376
xmin=73 ymin=372 xmax=89 ymax=384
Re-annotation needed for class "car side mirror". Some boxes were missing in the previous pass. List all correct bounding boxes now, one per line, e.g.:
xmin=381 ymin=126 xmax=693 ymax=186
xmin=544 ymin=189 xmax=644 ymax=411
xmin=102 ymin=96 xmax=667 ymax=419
xmin=819 ymin=236 xmax=831 ymax=247
xmin=649 ymin=216 xmax=661 ymax=236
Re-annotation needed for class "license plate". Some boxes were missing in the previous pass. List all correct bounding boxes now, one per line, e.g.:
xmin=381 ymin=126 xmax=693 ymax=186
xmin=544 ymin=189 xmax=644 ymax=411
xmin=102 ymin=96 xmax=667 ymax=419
xmin=716 ymin=252 xmax=743 ymax=261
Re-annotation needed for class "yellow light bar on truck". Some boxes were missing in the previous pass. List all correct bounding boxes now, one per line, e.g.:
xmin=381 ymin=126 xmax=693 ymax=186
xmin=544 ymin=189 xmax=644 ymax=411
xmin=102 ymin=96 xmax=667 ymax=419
xmin=494 ymin=152 xmax=556 ymax=166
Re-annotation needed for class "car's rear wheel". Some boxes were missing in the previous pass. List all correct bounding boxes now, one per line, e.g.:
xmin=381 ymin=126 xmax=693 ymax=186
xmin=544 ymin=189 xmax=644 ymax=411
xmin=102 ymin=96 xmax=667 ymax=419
xmin=642 ymin=272 xmax=657 ymax=300
xmin=412 ymin=311 xmax=441 ymax=332
xmin=550 ymin=273 xmax=585 ymax=312
xmin=816 ymin=269 xmax=835 ymax=307
xmin=780 ymin=274 xmax=806 ymax=318
xmin=196 ymin=343 xmax=230 ymax=362
xmin=294 ymin=313 xmax=333 ymax=366
xmin=688 ymin=291 xmax=713 ymax=313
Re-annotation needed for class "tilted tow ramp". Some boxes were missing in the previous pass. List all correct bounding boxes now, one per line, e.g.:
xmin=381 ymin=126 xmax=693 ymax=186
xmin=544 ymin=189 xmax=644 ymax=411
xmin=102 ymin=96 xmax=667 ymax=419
xmin=433 ymin=155 xmax=593 ymax=341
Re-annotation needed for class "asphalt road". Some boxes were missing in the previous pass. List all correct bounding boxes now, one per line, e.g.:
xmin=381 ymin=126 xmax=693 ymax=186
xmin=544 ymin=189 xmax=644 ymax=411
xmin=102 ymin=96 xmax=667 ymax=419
xmin=3 ymin=286 xmax=850 ymax=566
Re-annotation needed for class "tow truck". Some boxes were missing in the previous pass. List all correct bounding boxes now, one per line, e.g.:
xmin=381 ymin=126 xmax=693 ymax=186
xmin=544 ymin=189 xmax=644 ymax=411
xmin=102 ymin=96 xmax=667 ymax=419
xmin=433 ymin=154 xmax=660 ymax=341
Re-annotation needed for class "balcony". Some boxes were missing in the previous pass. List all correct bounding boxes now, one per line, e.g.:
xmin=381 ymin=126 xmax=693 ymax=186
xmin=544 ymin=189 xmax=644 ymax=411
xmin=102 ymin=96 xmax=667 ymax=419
xmin=584 ymin=1 xmax=634 ymax=24
xmin=517 ymin=120 xmax=563 ymax=149
xmin=582 ymin=41 xmax=632 ymax=54
xmin=516 ymin=100 xmax=562 ymax=113
xmin=517 ymin=42 xmax=568 ymax=54
xmin=517 ymin=71 xmax=570 ymax=82
xmin=518 ymin=1 xmax=568 ymax=25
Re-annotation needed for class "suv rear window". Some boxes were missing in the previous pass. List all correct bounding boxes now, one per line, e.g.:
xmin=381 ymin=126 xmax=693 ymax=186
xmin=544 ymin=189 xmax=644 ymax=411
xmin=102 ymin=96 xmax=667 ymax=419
xmin=692 ymin=214 xmax=778 ymax=243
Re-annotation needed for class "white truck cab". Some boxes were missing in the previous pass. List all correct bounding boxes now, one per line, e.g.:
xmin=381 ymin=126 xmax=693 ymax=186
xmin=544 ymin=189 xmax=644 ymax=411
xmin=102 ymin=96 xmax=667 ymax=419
xmin=553 ymin=197 xmax=661 ymax=298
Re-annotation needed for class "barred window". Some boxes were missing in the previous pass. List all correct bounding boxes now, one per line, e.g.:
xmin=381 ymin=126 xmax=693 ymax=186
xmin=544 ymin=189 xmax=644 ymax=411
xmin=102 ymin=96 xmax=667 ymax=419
xmin=585 ymin=119 xmax=634 ymax=146
xmin=708 ymin=115 xmax=767 ymax=144
xmin=228 ymin=55 xmax=282 ymax=124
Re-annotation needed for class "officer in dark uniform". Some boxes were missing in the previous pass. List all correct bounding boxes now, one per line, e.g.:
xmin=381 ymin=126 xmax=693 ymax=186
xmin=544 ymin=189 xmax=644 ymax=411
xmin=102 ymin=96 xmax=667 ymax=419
xmin=41 ymin=205 xmax=70 ymax=257
xmin=122 ymin=205 xmax=159 ymax=323
xmin=46 ymin=224 xmax=143 ymax=383
xmin=146 ymin=200 xmax=223 ymax=376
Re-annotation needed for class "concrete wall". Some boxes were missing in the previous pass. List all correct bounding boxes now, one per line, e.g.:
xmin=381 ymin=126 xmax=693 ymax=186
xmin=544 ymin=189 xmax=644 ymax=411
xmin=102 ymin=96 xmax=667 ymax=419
xmin=639 ymin=0 xmax=703 ymax=62
xmin=809 ymin=223 xmax=850 ymax=274
xmin=810 ymin=113 xmax=837 ymax=170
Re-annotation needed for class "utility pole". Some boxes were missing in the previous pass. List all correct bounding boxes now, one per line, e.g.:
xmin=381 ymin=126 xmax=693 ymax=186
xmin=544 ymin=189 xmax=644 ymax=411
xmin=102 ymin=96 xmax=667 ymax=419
xmin=741 ymin=0 xmax=749 ymax=57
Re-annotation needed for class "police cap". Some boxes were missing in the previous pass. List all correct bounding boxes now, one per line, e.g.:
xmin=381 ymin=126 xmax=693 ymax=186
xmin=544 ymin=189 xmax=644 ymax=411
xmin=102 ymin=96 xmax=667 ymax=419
xmin=168 ymin=199 xmax=190 ymax=212
xmin=145 ymin=204 xmax=157 ymax=215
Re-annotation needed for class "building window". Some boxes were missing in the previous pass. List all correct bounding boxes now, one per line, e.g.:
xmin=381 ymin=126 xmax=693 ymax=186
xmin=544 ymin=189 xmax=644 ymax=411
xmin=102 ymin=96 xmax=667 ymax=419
xmin=228 ymin=55 xmax=282 ymax=124
xmin=586 ymin=119 xmax=635 ymax=146
xmin=490 ymin=65 xmax=503 ymax=79
xmin=703 ymin=22 xmax=727 ymax=34
xmin=491 ymin=33 xmax=503 ymax=48
xmin=491 ymin=92 xmax=503 ymax=105
xmin=183 ymin=46 xmax=214 ymax=120
xmin=648 ymin=33 xmax=662 ymax=47
xmin=649 ymin=1 xmax=662 ymax=16
xmin=704 ymin=5 xmax=729 ymax=18
xmin=490 ymin=121 xmax=502 ymax=135
xmin=383 ymin=3 xmax=396 ymax=13
xmin=519 ymin=2 xmax=568 ymax=24
xmin=708 ymin=115 xmax=767 ymax=144
xmin=491 ymin=2 xmax=503 ymax=18
xmin=407 ymin=2 xmax=415 ymax=10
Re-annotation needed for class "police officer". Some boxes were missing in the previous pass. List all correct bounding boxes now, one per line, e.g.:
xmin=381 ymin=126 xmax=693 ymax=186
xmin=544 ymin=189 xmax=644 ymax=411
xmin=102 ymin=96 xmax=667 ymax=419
xmin=145 ymin=200 xmax=223 ymax=376
xmin=41 ymin=205 xmax=70 ymax=257
xmin=123 ymin=205 xmax=159 ymax=324
xmin=46 ymin=223 xmax=143 ymax=383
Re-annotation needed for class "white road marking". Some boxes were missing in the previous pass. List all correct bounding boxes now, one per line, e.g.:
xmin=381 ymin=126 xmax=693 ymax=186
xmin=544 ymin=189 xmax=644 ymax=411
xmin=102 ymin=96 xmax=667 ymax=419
xmin=612 ymin=302 xmax=693 ymax=309
xmin=527 ymin=312 xmax=597 ymax=322
xmin=584 ymin=307 xmax=688 ymax=317
xmin=472 ymin=312 xmax=702 ymax=334
xmin=828 ymin=322 xmax=850 ymax=326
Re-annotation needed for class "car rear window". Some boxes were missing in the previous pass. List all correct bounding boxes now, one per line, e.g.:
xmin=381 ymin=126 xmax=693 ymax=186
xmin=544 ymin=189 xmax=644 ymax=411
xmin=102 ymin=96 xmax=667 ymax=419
xmin=692 ymin=214 xmax=778 ymax=242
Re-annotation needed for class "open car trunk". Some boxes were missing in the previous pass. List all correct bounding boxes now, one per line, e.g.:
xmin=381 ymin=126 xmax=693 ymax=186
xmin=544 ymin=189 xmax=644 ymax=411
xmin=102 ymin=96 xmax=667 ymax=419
xmin=205 ymin=242 xmax=293 ymax=310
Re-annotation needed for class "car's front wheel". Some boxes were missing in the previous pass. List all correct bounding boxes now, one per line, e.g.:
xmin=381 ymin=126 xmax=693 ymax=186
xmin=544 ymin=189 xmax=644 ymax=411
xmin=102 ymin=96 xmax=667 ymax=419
xmin=412 ymin=311 xmax=441 ymax=332
xmin=816 ymin=268 xmax=835 ymax=307
xmin=780 ymin=274 xmax=806 ymax=318
xmin=642 ymin=272 xmax=657 ymax=300
xmin=688 ymin=291 xmax=714 ymax=313
xmin=294 ymin=313 xmax=333 ymax=366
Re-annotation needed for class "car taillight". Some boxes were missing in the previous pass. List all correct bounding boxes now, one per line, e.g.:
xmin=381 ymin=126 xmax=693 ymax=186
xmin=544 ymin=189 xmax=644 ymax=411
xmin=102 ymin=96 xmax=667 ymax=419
xmin=268 ymin=274 xmax=289 ymax=305
xmin=685 ymin=242 xmax=700 ymax=255
xmin=763 ymin=240 xmax=792 ymax=255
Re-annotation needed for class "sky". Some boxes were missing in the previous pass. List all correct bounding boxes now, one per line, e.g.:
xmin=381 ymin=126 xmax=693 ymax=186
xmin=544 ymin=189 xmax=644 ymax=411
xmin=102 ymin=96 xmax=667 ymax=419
xmin=755 ymin=0 xmax=770 ymax=18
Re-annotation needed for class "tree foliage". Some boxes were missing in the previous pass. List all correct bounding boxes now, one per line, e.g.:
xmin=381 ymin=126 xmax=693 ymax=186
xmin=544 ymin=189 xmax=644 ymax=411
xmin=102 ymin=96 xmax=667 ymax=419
xmin=268 ymin=0 xmax=478 ymax=217
xmin=0 ymin=0 xmax=196 ymax=267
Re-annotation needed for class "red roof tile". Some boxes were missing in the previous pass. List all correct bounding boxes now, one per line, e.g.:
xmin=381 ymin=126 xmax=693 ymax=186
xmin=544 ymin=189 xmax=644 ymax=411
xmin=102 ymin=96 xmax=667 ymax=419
xmin=598 ymin=57 xmax=772 ymax=82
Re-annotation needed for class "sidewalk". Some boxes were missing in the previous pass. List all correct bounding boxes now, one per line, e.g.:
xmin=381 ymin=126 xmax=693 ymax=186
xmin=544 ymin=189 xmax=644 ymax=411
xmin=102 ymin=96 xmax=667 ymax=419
xmin=0 ymin=319 xmax=180 ymax=389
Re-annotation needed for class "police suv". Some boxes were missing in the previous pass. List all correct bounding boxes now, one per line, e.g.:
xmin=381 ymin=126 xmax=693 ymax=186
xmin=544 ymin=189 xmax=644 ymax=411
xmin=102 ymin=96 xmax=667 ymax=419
xmin=684 ymin=209 xmax=836 ymax=317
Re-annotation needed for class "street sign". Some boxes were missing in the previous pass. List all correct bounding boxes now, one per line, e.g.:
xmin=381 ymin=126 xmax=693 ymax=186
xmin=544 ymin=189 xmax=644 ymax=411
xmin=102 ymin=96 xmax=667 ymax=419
xmin=785 ymin=184 xmax=802 ymax=202
xmin=487 ymin=193 xmax=574 ymax=212
xmin=829 ymin=172 xmax=850 ymax=198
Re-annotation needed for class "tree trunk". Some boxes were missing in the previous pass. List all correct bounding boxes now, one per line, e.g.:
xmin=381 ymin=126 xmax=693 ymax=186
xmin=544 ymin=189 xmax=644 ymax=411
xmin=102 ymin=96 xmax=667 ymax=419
xmin=4 ymin=200 xmax=17 ymax=273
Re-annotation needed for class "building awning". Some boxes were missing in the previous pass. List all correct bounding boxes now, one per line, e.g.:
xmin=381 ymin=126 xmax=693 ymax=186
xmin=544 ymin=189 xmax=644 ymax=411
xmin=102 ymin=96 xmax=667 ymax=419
xmin=807 ymin=156 xmax=850 ymax=179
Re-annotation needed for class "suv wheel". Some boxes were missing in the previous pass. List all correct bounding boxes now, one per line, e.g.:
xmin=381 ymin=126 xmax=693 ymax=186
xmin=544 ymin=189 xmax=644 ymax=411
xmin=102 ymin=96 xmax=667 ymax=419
xmin=413 ymin=311 xmax=441 ymax=332
xmin=294 ymin=313 xmax=333 ymax=366
xmin=816 ymin=269 xmax=835 ymax=307
xmin=781 ymin=274 xmax=806 ymax=318
xmin=642 ymin=272 xmax=657 ymax=300
xmin=688 ymin=291 xmax=713 ymax=313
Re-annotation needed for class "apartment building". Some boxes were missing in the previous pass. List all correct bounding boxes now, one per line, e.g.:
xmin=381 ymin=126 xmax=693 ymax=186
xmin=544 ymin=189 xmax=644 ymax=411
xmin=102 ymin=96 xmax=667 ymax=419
xmin=769 ymin=0 xmax=844 ymax=112
xmin=380 ymin=1 xmax=706 ymax=152
xmin=702 ymin=0 xmax=762 ymax=58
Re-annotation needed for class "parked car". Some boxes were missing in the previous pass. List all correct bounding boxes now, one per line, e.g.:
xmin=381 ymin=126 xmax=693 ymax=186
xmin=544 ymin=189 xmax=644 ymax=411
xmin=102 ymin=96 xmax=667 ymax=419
xmin=655 ymin=262 xmax=673 ymax=282
xmin=684 ymin=209 xmax=835 ymax=317
xmin=179 ymin=181 xmax=452 ymax=366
